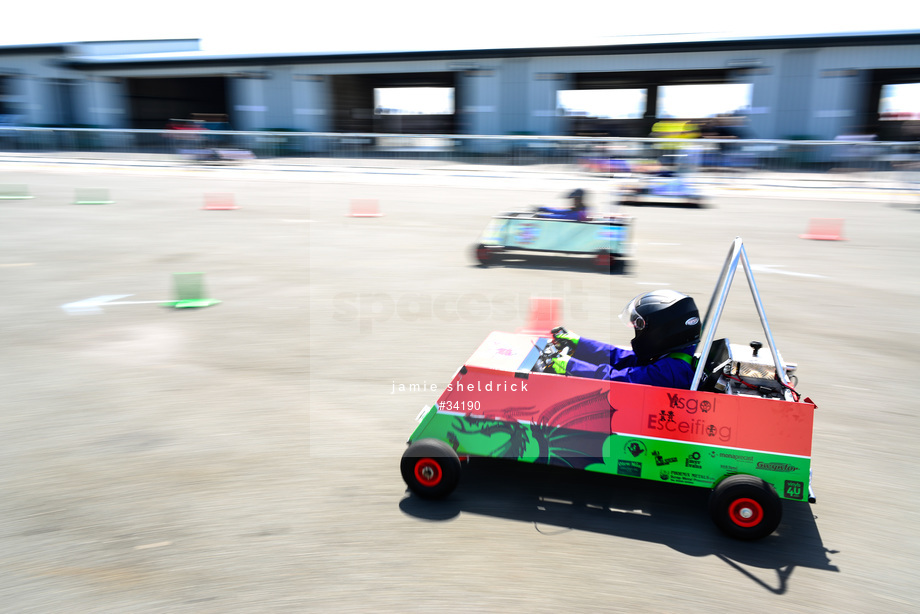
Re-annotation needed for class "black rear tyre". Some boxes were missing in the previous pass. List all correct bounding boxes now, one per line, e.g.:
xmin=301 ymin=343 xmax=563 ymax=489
xmin=595 ymin=250 xmax=618 ymax=274
xmin=401 ymin=439 xmax=461 ymax=499
xmin=709 ymin=474 xmax=782 ymax=540
xmin=475 ymin=244 xmax=499 ymax=266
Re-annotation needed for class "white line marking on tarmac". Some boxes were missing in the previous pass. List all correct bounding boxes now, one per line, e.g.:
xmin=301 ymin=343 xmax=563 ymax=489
xmin=62 ymin=295 xmax=133 ymax=314
xmin=750 ymin=264 xmax=827 ymax=278
xmin=61 ymin=295 xmax=170 ymax=314
xmin=135 ymin=541 xmax=172 ymax=550
xmin=104 ymin=300 xmax=170 ymax=306
xmin=608 ymin=507 xmax=651 ymax=516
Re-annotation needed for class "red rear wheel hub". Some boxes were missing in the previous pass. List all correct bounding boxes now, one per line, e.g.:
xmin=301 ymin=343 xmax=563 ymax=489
xmin=728 ymin=497 xmax=763 ymax=528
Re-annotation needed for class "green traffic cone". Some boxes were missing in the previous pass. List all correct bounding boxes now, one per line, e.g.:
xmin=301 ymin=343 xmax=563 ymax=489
xmin=74 ymin=188 xmax=114 ymax=205
xmin=162 ymin=272 xmax=221 ymax=308
xmin=0 ymin=185 xmax=33 ymax=200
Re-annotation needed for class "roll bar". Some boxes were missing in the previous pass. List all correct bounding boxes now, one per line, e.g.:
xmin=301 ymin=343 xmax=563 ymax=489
xmin=690 ymin=237 xmax=790 ymax=391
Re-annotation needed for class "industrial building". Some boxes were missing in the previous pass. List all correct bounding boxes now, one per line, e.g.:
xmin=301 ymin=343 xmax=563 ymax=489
xmin=1 ymin=31 xmax=919 ymax=141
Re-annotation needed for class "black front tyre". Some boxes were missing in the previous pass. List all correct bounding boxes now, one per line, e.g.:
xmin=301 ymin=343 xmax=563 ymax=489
xmin=400 ymin=439 xmax=461 ymax=499
xmin=709 ymin=474 xmax=783 ymax=540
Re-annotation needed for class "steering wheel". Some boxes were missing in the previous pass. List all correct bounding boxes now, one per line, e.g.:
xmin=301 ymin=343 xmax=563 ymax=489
xmin=534 ymin=342 xmax=571 ymax=373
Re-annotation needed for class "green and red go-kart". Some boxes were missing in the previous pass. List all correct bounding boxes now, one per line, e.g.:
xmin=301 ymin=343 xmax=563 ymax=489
xmin=473 ymin=210 xmax=633 ymax=273
xmin=402 ymin=238 xmax=816 ymax=540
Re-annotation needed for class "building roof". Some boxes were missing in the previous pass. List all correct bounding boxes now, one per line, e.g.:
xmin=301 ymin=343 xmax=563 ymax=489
xmin=65 ymin=30 xmax=920 ymax=70
xmin=4 ymin=31 xmax=919 ymax=70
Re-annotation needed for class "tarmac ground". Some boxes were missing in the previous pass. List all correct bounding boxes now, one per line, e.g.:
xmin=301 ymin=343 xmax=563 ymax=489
xmin=1 ymin=158 xmax=918 ymax=612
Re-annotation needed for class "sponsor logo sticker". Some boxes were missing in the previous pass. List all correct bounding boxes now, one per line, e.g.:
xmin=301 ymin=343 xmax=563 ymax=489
xmin=652 ymin=451 xmax=678 ymax=467
xmin=617 ymin=460 xmax=642 ymax=477
xmin=757 ymin=462 xmax=799 ymax=473
xmin=784 ymin=480 xmax=805 ymax=499
xmin=514 ymin=222 xmax=541 ymax=245
xmin=597 ymin=227 xmax=623 ymax=241
xmin=625 ymin=440 xmax=647 ymax=458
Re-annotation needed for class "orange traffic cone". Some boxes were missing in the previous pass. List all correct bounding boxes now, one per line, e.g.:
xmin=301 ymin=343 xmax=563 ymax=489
xmin=800 ymin=218 xmax=846 ymax=241
xmin=517 ymin=297 xmax=562 ymax=336
xmin=348 ymin=198 xmax=383 ymax=217
xmin=203 ymin=193 xmax=239 ymax=210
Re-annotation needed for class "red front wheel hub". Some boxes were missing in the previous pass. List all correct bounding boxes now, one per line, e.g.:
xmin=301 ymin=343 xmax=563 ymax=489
xmin=414 ymin=458 xmax=443 ymax=487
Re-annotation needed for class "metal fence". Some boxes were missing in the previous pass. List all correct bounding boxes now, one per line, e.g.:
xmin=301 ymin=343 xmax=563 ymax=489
xmin=1 ymin=126 xmax=919 ymax=177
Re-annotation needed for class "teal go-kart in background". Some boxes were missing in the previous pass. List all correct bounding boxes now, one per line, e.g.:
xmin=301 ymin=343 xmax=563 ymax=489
xmin=475 ymin=212 xmax=633 ymax=271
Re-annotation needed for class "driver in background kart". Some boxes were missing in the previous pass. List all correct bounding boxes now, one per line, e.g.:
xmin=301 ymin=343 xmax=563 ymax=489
xmin=535 ymin=188 xmax=589 ymax=221
xmin=549 ymin=290 xmax=701 ymax=388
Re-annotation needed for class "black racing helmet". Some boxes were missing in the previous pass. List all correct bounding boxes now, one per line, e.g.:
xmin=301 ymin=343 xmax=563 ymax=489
xmin=567 ymin=188 xmax=587 ymax=210
xmin=619 ymin=290 xmax=701 ymax=364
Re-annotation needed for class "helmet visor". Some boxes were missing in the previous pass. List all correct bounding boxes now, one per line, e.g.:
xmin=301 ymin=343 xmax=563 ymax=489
xmin=618 ymin=295 xmax=646 ymax=331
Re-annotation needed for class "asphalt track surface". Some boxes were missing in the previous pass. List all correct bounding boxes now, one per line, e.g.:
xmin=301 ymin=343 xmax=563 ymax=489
xmin=1 ymin=158 xmax=918 ymax=612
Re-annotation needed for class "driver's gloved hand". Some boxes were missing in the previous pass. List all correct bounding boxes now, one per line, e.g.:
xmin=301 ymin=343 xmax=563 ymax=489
xmin=551 ymin=326 xmax=580 ymax=350
xmin=550 ymin=354 xmax=571 ymax=375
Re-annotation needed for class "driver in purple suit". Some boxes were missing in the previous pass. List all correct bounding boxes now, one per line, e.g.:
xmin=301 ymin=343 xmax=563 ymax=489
xmin=535 ymin=188 xmax=589 ymax=221
xmin=549 ymin=290 xmax=701 ymax=389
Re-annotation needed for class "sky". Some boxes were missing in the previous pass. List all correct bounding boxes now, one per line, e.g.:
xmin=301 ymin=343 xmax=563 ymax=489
xmin=5 ymin=0 xmax=920 ymax=55
xmin=557 ymin=85 xmax=755 ymax=119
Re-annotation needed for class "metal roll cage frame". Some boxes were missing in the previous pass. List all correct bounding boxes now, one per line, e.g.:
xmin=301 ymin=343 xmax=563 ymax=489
xmin=690 ymin=237 xmax=792 ymax=394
